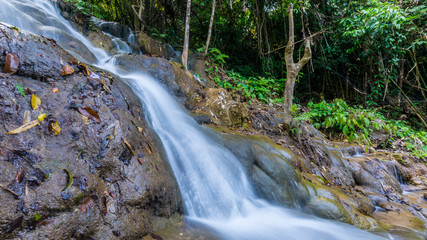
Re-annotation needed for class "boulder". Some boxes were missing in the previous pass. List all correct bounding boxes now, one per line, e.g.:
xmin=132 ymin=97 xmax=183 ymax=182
xmin=0 ymin=23 xmax=180 ymax=239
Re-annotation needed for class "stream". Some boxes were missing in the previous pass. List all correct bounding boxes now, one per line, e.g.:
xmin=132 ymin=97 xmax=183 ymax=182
xmin=0 ymin=0 xmax=389 ymax=239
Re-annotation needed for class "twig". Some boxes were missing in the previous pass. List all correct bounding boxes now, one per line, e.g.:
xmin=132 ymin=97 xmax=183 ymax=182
xmin=0 ymin=26 xmax=11 ymax=39
xmin=261 ymin=31 xmax=326 ymax=56
xmin=0 ymin=184 xmax=20 ymax=197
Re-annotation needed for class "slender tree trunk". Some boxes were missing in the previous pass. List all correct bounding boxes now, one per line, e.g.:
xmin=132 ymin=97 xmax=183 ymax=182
xmin=203 ymin=0 xmax=216 ymax=57
xmin=182 ymin=0 xmax=192 ymax=70
xmin=283 ymin=3 xmax=311 ymax=129
xmin=398 ymin=58 xmax=405 ymax=106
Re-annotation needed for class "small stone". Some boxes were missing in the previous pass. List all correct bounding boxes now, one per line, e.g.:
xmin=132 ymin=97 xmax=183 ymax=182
xmin=61 ymin=191 xmax=71 ymax=200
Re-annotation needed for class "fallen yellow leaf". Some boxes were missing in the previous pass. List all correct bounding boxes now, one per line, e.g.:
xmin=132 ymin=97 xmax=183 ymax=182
xmin=7 ymin=119 xmax=39 ymax=134
xmin=31 ymin=94 xmax=41 ymax=110
xmin=38 ymin=113 xmax=46 ymax=122
xmin=81 ymin=115 xmax=89 ymax=125
xmin=51 ymin=121 xmax=61 ymax=135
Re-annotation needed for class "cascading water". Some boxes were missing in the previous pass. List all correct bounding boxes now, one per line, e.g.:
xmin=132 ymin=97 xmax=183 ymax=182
xmin=0 ymin=1 xmax=388 ymax=239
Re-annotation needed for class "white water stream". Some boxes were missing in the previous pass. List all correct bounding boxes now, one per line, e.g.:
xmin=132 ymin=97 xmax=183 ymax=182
xmin=0 ymin=1 xmax=388 ymax=239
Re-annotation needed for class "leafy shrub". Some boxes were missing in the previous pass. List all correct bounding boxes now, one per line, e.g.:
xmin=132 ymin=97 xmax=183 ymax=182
xmin=63 ymin=0 xmax=109 ymax=19
xmin=296 ymin=99 xmax=427 ymax=159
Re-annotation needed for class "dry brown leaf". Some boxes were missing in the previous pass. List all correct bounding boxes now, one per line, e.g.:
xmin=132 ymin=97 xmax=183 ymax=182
xmin=60 ymin=65 xmax=74 ymax=76
xmin=7 ymin=119 xmax=39 ymax=134
xmin=102 ymin=79 xmax=111 ymax=93
xmin=78 ymin=107 xmax=101 ymax=123
xmin=23 ymin=110 xmax=31 ymax=125
xmin=122 ymin=138 xmax=143 ymax=164
xmin=80 ymin=194 xmax=96 ymax=213
xmin=78 ymin=63 xmax=90 ymax=76
xmin=3 ymin=53 xmax=19 ymax=74
xmin=15 ymin=169 xmax=24 ymax=183
xmin=31 ymin=94 xmax=41 ymax=110
xmin=122 ymin=138 xmax=136 ymax=156
xmin=145 ymin=141 xmax=153 ymax=155
xmin=52 ymin=87 xmax=58 ymax=93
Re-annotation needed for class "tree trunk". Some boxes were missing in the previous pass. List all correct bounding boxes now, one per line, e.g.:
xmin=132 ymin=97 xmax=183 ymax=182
xmin=203 ymin=0 xmax=216 ymax=57
xmin=182 ymin=0 xmax=192 ymax=70
xmin=283 ymin=3 xmax=311 ymax=129
xmin=398 ymin=58 xmax=405 ymax=106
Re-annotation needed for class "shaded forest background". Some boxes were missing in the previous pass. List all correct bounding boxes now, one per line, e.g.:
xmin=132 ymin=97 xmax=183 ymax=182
xmin=64 ymin=0 xmax=426 ymax=157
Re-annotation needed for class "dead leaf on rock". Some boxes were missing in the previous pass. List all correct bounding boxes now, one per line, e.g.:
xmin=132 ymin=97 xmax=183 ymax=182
xmin=59 ymin=168 xmax=73 ymax=191
xmin=60 ymin=65 xmax=74 ymax=76
xmin=37 ymin=113 xmax=46 ymax=122
xmin=122 ymin=138 xmax=143 ymax=164
xmin=81 ymin=115 xmax=89 ymax=125
xmin=31 ymin=94 xmax=41 ymax=110
xmin=4 ymin=53 xmax=19 ymax=74
xmin=78 ymin=107 xmax=101 ymax=123
xmin=145 ymin=141 xmax=153 ymax=155
xmin=78 ymin=63 xmax=90 ymax=76
xmin=15 ymin=169 xmax=24 ymax=183
xmin=7 ymin=119 xmax=39 ymax=135
xmin=80 ymin=194 xmax=98 ymax=213
xmin=51 ymin=121 xmax=61 ymax=135
xmin=23 ymin=110 xmax=31 ymax=125
xmin=6 ymin=216 xmax=23 ymax=233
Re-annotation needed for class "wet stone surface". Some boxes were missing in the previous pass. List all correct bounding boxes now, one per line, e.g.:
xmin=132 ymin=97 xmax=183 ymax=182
xmin=0 ymin=24 xmax=180 ymax=239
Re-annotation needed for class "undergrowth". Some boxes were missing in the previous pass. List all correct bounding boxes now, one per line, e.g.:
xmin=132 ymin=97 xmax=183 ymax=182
xmin=203 ymin=48 xmax=286 ymax=104
xmin=294 ymin=99 xmax=427 ymax=160
xmin=62 ymin=0 xmax=109 ymax=20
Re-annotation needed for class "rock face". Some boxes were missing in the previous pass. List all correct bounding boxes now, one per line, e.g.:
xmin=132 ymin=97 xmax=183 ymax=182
xmin=111 ymin=54 xmax=249 ymax=128
xmin=210 ymin=128 xmax=382 ymax=230
xmin=0 ymin=23 xmax=180 ymax=239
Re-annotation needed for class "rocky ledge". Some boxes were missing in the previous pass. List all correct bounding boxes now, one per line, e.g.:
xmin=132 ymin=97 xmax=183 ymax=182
xmin=0 ymin=23 xmax=180 ymax=239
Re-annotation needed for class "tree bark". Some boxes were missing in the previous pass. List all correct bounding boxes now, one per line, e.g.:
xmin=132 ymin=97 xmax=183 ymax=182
xmin=398 ymin=58 xmax=405 ymax=106
xmin=203 ymin=0 xmax=216 ymax=57
xmin=283 ymin=3 xmax=311 ymax=129
xmin=182 ymin=0 xmax=192 ymax=70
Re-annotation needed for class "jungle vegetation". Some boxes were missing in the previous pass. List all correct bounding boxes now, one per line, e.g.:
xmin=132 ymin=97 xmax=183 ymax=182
xmin=63 ymin=0 xmax=426 ymax=159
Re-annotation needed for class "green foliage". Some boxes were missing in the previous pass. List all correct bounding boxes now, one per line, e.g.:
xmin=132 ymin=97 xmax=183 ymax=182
xmin=16 ymin=84 xmax=25 ymax=97
xmin=62 ymin=0 xmax=108 ymax=19
xmin=296 ymin=99 xmax=427 ymax=159
xmin=205 ymin=64 xmax=286 ymax=104
xmin=339 ymin=0 xmax=426 ymax=105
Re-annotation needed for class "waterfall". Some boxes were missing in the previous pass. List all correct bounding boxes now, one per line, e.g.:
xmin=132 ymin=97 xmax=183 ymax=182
xmin=0 ymin=1 xmax=387 ymax=239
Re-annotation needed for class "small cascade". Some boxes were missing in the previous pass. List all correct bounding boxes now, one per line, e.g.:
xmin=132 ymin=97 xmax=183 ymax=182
xmin=393 ymin=165 xmax=404 ymax=185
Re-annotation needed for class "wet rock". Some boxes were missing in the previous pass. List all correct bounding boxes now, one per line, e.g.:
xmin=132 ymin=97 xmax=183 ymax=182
xmin=202 ymin=88 xmax=249 ymax=127
xmin=136 ymin=31 xmax=177 ymax=59
xmin=0 ymin=23 xmax=72 ymax=80
xmin=0 ymin=24 xmax=180 ymax=239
